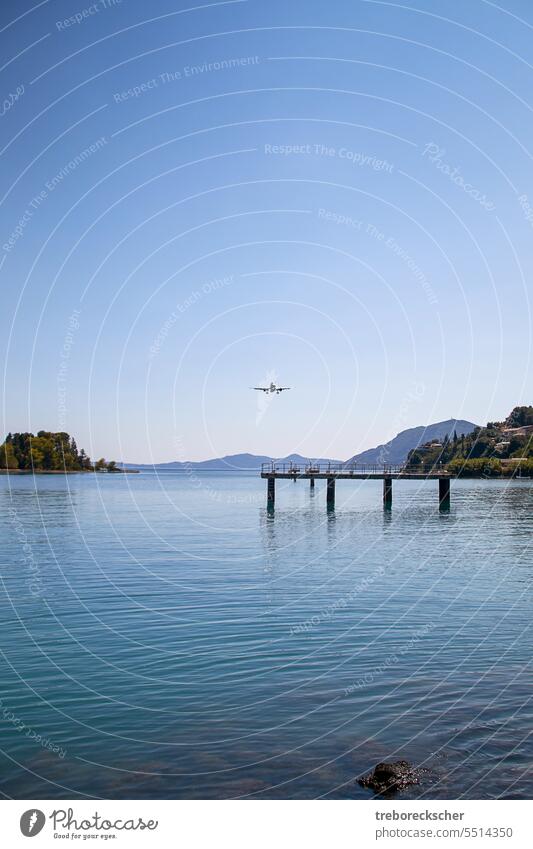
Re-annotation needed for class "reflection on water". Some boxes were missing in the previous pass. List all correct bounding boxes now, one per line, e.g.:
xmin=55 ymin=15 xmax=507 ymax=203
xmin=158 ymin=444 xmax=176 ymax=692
xmin=0 ymin=473 xmax=532 ymax=799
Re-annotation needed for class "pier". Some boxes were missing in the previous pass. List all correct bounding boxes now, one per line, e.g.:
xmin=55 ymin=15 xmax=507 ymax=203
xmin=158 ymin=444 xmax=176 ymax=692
xmin=261 ymin=462 xmax=451 ymax=509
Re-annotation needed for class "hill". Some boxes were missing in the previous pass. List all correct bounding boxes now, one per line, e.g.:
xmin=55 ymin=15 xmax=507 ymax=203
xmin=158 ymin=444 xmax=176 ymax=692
xmin=407 ymin=406 xmax=533 ymax=476
xmin=346 ymin=419 xmax=477 ymax=466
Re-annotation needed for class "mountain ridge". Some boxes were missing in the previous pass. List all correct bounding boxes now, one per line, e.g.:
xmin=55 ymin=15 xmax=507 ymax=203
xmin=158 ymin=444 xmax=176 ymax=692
xmin=121 ymin=418 xmax=478 ymax=469
xmin=346 ymin=418 xmax=477 ymax=466
xmin=122 ymin=452 xmax=343 ymax=471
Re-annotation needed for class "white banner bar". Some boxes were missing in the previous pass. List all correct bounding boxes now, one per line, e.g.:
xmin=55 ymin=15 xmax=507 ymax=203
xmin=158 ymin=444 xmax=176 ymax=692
xmin=1 ymin=799 xmax=530 ymax=847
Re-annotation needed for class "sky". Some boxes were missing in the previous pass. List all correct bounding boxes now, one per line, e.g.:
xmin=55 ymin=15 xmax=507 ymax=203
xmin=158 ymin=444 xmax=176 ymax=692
xmin=1 ymin=0 xmax=532 ymax=462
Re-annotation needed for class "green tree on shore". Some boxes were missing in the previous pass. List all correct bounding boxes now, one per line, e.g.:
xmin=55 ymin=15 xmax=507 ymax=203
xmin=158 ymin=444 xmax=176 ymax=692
xmin=0 ymin=431 xmax=119 ymax=472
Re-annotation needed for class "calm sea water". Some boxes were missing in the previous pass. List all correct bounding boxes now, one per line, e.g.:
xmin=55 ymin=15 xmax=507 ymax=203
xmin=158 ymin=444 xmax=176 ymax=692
xmin=0 ymin=472 xmax=532 ymax=800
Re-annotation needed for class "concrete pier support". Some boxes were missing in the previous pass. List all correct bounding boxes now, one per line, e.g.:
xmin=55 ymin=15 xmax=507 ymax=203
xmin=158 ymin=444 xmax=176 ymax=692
xmin=310 ymin=477 xmax=315 ymax=489
xmin=267 ymin=476 xmax=275 ymax=506
xmin=383 ymin=476 xmax=393 ymax=507
xmin=439 ymin=477 xmax=450 ymax=508
xmin=326 ymin=477 xmax=335 ymax=508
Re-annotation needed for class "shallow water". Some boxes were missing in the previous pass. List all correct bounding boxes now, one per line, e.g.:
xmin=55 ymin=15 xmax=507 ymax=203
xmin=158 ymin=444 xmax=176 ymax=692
xmin=0 ymin=472 xmax=532 ymax=799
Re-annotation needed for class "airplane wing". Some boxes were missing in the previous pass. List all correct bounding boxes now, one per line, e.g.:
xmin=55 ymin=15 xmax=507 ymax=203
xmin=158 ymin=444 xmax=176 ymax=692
xmin=277 ymin=387 xmax=291 ymax=391
xmin=253 ymin=387 xmax=268 ymax=392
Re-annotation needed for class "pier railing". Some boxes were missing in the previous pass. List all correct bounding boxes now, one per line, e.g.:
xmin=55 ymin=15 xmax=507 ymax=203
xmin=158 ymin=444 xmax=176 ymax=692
xmin=260 ymin=461 xmax=450 ymax=476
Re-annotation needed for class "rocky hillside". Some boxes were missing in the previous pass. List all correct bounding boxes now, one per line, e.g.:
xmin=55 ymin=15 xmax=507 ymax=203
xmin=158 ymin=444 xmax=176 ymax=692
xmin=406 ymin=406 xmax=533 ymax=476
xmin=346 ymin=419 xmax=477 ymax=466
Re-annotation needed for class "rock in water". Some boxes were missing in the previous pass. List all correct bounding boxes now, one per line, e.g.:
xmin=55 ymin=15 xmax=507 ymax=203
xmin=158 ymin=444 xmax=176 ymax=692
xmin=358 ymin=760 xmax=425 ymax=794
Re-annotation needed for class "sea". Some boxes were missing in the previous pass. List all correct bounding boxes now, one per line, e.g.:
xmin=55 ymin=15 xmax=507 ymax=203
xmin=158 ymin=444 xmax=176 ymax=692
xmin=0 ymin=471 xmax=532 ymax=799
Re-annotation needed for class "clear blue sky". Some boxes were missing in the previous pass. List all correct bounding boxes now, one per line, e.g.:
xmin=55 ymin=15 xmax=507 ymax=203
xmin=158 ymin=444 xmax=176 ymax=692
xmin=1 ymin=0 xmax=532 ymax=462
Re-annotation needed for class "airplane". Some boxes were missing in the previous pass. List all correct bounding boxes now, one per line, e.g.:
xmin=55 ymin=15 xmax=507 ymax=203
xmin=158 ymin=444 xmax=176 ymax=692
xmin=252 ymin=382 xmax=291 ymax=394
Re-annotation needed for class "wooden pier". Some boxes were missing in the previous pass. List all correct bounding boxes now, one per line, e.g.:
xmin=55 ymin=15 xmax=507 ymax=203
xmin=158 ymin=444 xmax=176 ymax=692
xmin=261 ymin=462 xmax=451 ymax=509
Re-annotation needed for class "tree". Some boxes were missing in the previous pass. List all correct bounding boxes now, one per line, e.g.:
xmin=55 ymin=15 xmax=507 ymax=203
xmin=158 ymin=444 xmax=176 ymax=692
xmin=506 ymin=406 xmax=533 ymax=427
xmin=0 ymin=441 xmax=18 ymax=469
xmin=509 ymin=436 xmax=526 ymax=456
xmin=467 ymin=437 xmax=491 ymax=459
xmin=407 ymin=451 xmax=422 ymax=466
xmin=0 ymin=431 xmax=118 ymax=473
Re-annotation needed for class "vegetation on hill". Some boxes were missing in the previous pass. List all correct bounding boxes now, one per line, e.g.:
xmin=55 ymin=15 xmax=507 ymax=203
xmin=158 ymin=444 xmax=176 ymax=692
xmin=0 ymin=431 xmax=119 ymax=472
xmin=406 ymin=407 xmax=533 ymax=477
xmin=347 ymin=418 xmax=476 ymax=466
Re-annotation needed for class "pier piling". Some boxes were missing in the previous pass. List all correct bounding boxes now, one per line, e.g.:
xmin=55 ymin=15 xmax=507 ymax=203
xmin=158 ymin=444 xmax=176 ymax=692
xmin=383 ymin=476 xmax=393 ymax=507
xmin=439 ymin=476 xmax=450 ymax=508
xmin=267 ymin=476 xmax=275 ymax=506
xmin=326 ymin=477 xmax=335 ymax=508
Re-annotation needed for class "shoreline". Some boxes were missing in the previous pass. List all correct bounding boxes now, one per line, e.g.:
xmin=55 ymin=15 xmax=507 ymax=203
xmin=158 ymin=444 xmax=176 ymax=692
xmin=0 ymin=469 xmax=139 ymax=475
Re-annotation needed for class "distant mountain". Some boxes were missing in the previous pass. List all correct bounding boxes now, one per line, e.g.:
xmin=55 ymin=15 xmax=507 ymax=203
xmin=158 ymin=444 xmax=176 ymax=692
xmin=346 ymin=419 xmax=477 ymax=466
xmin=121 ymin=420 xmax=478 ymax=470
xmin=121 ymin=452 xmax=342 ymax=471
